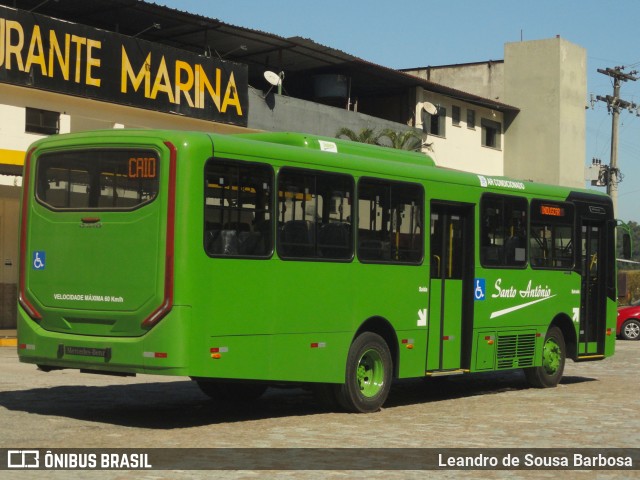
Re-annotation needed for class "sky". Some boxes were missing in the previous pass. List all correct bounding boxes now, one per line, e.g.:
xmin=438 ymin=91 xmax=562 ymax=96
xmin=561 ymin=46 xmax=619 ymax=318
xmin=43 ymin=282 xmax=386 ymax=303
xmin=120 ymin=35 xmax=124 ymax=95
xmin=157 ymin=0 xmax=640 ymax=224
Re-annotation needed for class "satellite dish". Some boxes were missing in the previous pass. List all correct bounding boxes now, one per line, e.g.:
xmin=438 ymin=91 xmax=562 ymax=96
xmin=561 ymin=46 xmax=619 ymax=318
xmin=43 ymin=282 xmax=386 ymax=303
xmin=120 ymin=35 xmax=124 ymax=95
xmin=263 ymin=71 xmax=285 ymax=97
xmin=422 ymin=101 xmax=438 ymax=115
xmin=264 ymin=71 xmax=282 ymax=86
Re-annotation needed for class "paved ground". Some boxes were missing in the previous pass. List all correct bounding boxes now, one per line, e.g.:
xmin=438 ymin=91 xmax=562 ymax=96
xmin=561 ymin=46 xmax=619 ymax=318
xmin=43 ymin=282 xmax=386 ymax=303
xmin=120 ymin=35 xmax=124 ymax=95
xmin=0 ymin=339 xmax=638 ymax=479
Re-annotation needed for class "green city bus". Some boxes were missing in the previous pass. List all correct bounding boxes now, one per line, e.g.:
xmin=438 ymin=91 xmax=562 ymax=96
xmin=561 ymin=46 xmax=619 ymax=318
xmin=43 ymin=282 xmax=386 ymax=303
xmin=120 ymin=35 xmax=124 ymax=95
xmin=18 ymin=129 xmax=620 ymax=413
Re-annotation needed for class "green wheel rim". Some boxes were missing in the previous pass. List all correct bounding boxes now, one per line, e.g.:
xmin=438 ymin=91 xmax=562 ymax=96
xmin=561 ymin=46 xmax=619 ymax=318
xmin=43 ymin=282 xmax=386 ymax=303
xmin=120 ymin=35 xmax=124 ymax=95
xmin=542 ymin=337 xmax=562 ymax=375
xmin=356 ymin=348 xmax=385 ymax=398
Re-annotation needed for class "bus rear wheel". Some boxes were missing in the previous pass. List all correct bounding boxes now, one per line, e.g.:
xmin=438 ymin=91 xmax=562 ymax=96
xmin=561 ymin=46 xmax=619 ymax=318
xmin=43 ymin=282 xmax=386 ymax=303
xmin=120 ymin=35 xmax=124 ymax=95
xmin=524 ymin=326 xmax=565 ymax=388
xmin=336 ymin=332 xmax=392 ymax=413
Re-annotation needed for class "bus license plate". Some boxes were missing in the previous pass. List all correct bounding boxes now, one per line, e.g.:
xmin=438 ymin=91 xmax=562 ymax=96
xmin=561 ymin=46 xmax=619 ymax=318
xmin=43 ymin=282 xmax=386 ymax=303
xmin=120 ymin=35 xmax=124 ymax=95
xmin=64 ymin=346 xmax=111 ymax=358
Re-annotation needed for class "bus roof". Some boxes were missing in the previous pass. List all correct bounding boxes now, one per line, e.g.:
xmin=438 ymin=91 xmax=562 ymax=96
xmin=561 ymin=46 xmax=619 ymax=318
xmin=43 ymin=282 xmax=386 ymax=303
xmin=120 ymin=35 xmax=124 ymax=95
xmin=234 ymin=131 xmax=437 ymax=167
xmin=27 ymin=129 xmax=609 ymax=204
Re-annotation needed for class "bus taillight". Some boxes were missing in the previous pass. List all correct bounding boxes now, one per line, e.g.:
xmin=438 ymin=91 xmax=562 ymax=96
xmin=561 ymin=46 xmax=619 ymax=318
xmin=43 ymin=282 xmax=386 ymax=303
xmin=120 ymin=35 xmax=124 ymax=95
xmin=141 ymin=141 xmax=176 ymax=329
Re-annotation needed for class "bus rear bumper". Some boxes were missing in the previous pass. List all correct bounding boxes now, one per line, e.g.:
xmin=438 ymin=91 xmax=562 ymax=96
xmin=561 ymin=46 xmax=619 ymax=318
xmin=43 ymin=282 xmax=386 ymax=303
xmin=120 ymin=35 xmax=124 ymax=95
xmin=17 ymin=306 xmax=191 ymax=376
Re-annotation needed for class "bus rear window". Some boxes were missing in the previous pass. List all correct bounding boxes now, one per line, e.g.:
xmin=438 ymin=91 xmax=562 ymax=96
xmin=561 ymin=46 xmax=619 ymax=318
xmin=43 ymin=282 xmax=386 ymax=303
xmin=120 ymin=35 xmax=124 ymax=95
xmin=36 ymin=149 xmax=159 ymax=210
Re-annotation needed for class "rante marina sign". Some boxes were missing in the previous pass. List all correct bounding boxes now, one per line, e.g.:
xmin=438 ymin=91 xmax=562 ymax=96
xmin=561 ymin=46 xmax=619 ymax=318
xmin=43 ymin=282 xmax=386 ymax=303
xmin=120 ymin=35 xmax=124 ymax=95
xmin=0 ymin=5 xmax=248 ymax=126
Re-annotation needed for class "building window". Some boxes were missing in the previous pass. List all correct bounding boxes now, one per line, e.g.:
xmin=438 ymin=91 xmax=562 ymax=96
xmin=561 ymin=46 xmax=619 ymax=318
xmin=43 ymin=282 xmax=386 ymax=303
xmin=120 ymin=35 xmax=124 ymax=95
xmin=467 ymin=109 xmax=476 ymax=129
xmin=452 ymin=105 xmax=461 ymax=126
xmin=423 ymin=106 xmax=446 ymax=137
xmin=26 ymin=107 xmax=60 ymax=135
xmin=481 ymin=118 xmax=502 ymax=149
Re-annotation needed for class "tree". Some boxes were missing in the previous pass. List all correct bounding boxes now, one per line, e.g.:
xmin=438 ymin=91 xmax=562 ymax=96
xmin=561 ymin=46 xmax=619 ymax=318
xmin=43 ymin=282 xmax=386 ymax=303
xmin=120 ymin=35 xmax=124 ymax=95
xmin=336 ymin=127 xmax=432 ymax=152
xmin=378 ymin=129 xmax=423 ymax=151
xmin=618 ymin=220 xmax=640 ymax=270
xmin=335 ymin=127 xmax=382 ymax=145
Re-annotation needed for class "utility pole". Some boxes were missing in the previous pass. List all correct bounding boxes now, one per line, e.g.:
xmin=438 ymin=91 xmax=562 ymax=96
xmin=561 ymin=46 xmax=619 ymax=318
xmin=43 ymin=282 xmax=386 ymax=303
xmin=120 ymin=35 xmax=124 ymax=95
xmin=595 ymin=66 xmax=638 ymax=216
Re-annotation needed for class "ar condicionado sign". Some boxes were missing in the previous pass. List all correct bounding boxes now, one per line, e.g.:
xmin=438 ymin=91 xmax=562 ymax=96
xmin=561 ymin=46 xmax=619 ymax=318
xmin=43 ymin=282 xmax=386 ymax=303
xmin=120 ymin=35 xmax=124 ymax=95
xmin=0 ymin=6 xmax=248 ymax=126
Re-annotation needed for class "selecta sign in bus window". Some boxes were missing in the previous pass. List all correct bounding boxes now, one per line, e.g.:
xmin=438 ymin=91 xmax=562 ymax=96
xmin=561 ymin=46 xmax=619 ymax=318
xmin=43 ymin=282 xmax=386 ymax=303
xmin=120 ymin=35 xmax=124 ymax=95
xmin=36 ymin=150 xmax=159 ymax=210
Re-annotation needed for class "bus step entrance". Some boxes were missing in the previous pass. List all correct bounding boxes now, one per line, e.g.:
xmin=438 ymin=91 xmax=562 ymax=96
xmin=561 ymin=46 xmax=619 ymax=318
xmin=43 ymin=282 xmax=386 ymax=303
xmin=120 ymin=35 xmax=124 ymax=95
xmin=425 ymin=369 xmax=468 ymax=377
xmin=576 ymin=354 xmax=605 ymax=362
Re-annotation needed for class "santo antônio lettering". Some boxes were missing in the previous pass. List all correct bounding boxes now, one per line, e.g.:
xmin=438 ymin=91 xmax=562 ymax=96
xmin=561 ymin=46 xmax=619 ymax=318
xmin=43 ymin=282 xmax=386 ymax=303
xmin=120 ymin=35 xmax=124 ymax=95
xmin=0 ymin=7 xmax=248 ymax=125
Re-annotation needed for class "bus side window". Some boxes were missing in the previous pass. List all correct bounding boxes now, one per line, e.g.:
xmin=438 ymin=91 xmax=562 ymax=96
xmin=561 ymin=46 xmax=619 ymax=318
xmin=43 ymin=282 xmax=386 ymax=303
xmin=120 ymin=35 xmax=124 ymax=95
xmin=480 ymin=194 xmax=528 ymax=268
xmin=529 ymin=200 xmax=574 ymax=270
xmin=204 ymin=159 xmax=273 ymax=258
xmin=277 ymin=168 xmax=354 ymax=261
xmin=280 ymin=220 xmax=315 ymax=257
xmin=357 ymin=178 xmax=423 ymax=264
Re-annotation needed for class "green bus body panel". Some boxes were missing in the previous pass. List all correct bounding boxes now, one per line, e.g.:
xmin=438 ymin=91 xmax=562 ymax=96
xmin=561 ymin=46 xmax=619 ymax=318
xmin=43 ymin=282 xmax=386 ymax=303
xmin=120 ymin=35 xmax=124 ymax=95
xmin=426 ymin=282 xmax=442 ymax=370
xmin=442 ymin=279 xmax=463 ymax=371
xmin=17 ymin=129 xmax=616 ymax=385
xmin=185 ymin=259 xmax=427 ymax=383
xmin=606 ymin=300 xmax=617 ymax=356
xmin=21 ymin=132 xmax=188 ymax=337
xmin=18 ymin=305 xmax=192 ymax=375
xmin=28 ymin=208 xmax=162 ymax=335
xmin=474 ymin=270 xmax=580 ymax=330
xmin=474 ymin=330 xmax=496 ymax=370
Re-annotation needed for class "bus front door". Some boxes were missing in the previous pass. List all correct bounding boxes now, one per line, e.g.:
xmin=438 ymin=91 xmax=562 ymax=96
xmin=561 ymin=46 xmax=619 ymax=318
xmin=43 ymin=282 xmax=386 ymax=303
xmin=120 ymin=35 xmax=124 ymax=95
xmin=579 ymin=219 xmax=607 ymax=356
xmin=427 ymin=204 xmax=474 ymax=372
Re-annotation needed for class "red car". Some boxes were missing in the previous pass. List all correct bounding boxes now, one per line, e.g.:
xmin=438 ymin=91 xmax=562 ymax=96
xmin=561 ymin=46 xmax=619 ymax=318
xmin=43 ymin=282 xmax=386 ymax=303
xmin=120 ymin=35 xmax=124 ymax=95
xmin=617 ymin=298 xmax=640 ymax=340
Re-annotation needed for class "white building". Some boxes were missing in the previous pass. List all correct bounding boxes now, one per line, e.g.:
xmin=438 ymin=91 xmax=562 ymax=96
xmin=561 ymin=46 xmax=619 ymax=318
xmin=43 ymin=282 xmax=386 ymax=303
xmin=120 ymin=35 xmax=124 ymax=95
xmin=405 ymin=36 xmax=587 ymax=187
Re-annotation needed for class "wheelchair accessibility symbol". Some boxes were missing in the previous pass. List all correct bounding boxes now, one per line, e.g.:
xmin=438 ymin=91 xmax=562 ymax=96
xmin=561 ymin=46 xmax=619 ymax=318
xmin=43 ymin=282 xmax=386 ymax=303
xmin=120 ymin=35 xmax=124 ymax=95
xmin=32 ymin=251 xmax=45 ymax=270
xmin=474 ymin=278 xmax=485 ymax=301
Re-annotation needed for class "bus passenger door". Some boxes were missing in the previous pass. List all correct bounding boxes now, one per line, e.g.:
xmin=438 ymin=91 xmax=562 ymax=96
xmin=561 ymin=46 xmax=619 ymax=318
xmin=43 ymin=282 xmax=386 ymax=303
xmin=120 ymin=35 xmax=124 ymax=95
xmin=427 ymin=203 xmax=474 ymax=372
xmin=579 ymin=219 xmax=607 ymax=355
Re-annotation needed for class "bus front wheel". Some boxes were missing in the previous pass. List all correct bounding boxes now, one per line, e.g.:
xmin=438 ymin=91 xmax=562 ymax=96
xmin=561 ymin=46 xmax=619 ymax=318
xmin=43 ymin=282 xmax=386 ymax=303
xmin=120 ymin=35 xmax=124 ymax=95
xmin=336 ymin=332 xmax=392 ymax=413
xmin=524 ymin=326 xmax=565 ymax=388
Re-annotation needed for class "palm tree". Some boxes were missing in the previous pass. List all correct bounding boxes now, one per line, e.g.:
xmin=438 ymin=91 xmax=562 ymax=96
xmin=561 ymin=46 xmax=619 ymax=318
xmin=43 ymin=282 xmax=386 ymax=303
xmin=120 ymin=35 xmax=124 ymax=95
xmin=336 ymin=127 xmax=432 ymax=152
xmin=378 ymin=129 xmax=423 ymax=151
xmin=335 ymin=127 xmax=382 ymax=145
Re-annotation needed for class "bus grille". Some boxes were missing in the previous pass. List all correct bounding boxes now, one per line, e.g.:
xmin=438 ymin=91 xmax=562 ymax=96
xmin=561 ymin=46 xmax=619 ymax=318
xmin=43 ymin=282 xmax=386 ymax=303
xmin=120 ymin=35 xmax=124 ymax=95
xmin=496 ymin=333 xmax=536 ymax=369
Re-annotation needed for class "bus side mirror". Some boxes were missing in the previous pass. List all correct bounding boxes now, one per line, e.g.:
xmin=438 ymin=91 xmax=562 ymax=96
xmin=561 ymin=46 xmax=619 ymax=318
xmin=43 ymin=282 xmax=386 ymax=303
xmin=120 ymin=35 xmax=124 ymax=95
xmin=622 ymin=233 xmax=631 ymax=260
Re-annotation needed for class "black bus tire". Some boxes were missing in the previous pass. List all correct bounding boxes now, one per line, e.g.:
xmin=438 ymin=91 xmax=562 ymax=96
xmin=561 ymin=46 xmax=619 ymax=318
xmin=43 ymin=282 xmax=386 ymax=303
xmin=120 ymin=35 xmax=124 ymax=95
xmin=336 ymin=332 xmax=392 ymax=413
xmin=524 ymin=326 xmax=565 ymax=388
